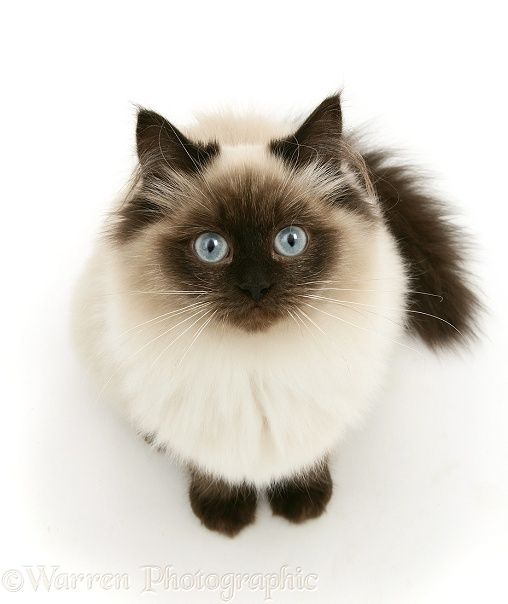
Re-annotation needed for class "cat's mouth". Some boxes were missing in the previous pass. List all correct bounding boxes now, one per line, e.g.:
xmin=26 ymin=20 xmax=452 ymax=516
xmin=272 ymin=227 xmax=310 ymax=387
xmin=217 ymin=297 xmax=286 ymax=332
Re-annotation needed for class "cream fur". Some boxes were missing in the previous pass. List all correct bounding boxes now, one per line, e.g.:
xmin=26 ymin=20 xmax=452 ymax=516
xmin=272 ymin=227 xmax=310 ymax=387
xmin=73 ymin=115 xmax=408 ymax=487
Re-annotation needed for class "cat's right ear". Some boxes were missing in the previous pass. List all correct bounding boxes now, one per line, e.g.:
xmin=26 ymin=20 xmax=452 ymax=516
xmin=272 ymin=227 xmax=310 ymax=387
xmin=136 ymin=108 xmax=219 ymax=178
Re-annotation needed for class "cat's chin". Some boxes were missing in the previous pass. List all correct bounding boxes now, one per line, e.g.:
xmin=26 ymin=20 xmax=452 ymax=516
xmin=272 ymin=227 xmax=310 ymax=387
xmin=225 ymin=304 xmax=284 ymax=333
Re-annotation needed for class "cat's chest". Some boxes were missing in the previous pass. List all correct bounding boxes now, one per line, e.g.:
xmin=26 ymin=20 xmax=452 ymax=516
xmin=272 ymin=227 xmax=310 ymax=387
xmin=93 ymin=277 xmax=406 ymax=484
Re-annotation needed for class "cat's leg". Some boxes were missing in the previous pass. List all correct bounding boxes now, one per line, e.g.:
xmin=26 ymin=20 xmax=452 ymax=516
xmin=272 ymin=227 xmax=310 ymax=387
xmin=188 ymin=468 xmax=257 ymax=537
xmin=267 ymin=461 xmax=332 ymax=523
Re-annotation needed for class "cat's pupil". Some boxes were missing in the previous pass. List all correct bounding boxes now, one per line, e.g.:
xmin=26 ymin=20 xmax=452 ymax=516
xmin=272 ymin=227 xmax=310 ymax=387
xmin=287 ymin=233 xmax=296 ymax=247
xmin=206 ymin=238 xmax=216 ymax=253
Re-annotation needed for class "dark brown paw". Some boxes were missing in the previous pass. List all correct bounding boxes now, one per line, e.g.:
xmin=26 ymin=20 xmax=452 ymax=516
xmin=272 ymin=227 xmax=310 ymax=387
xmin=189 ymin=470 xmax=257 ymax=537
xmin=267 ymin=462 xmax=332 ymax=523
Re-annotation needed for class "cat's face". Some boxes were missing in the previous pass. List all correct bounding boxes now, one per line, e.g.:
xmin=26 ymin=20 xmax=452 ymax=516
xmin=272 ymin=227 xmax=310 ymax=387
xmin=155 ymin=166 xmax=345 ymax=332
xmin=113 ymin=96 xmax=378 ymax=333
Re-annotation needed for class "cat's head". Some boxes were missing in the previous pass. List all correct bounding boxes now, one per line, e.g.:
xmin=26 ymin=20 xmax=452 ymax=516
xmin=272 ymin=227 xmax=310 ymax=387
xmin=112 ymin=95 xmax=380 ymax=333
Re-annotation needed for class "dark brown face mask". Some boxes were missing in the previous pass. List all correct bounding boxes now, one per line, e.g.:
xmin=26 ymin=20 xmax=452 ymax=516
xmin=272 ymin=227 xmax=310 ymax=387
xmin=156 ymin=168 xmax=343 ymax=332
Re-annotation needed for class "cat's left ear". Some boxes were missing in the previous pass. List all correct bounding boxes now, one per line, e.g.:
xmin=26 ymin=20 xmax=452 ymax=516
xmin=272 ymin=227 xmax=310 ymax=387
xmin=136 ymin=108 xmax=219 ymax=178
xmin=270 ymin=94 xmax=342 ymax=169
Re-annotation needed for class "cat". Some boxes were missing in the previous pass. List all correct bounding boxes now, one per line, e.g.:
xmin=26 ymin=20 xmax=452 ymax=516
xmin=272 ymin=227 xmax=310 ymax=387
xmin=73 ymin=94 xmax=478 ymax=536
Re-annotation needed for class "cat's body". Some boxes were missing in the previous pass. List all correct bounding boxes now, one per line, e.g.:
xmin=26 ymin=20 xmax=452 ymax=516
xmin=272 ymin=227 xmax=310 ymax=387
xmin=73 ymin=95 xmax=477 ymax=535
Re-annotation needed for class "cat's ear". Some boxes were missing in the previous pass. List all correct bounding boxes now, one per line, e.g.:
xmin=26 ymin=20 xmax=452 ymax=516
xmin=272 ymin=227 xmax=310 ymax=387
xmin=136 ymin=108 xmax=219 ymax=178
xmin=270 ymin=94 xmax=342 ymax=169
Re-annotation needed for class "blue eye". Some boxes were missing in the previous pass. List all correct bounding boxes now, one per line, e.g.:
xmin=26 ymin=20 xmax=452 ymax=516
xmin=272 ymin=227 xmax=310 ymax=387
xmin=274 ymin=226 xmax=308 ymax=257
xmin=194 ymin=232 xmax=229 ymax=263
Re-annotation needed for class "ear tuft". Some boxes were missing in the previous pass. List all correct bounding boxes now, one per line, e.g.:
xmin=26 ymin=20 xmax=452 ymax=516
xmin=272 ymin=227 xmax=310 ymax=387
xmin=135 ymin=108 xmax=219 ymax=177
xmin=270 ymin=94 xmax=343 ymax=169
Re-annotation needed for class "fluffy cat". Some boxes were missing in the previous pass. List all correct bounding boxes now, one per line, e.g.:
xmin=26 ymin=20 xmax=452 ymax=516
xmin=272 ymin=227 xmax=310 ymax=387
xmin=73 ymin=94 xmax=478 ymax=536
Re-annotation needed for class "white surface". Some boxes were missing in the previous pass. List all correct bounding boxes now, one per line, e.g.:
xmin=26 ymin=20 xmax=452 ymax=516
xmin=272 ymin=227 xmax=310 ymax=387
xmin=1 ymin=1 xmax=507 ymax=602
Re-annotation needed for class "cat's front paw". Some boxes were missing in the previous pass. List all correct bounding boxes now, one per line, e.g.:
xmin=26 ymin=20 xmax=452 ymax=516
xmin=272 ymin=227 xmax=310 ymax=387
xmin=189 ymin=470 xmax=257 ymax=537
xmin=267 ymin=463 xmax=332 ymax=523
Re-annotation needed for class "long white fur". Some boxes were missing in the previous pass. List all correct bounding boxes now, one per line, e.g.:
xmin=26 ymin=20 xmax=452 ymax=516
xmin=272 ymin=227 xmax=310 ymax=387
xmin=73 ymin=114 xmax=408 ymax=487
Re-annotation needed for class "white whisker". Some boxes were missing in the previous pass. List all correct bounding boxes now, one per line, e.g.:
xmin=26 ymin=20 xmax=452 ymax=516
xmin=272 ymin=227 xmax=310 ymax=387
xmin=148 ymin=308 xmax=212 ymax=372
xmin=295 ymin=308 xmax=351 ymax=372
xmin=286 ymin=308 xmax=304 ymax=335
xmin=118 ymin=301 xmax=211 ymax=337
xmin=96 ymin=301 xmax=212 ymax=359
xmin=302 ymin=302 xmax=421 ymax=355
xmin=302 ymin=294 xmax=460 ymax=335
xmin=298 ymin=308 xmax=326 ymax=336
xmin=102 ymin=290 xmax=210 ymax=296
xmin=176 ymin=310 xmax=217 ymax=368
xmin=97 ymin=306 xmax=211 ymax=401
xmin=305 ymin=285 xmax=443 ymax=301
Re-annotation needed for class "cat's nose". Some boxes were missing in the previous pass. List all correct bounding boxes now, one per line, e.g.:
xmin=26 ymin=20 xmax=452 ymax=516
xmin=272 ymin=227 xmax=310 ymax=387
xmin=239 ymin=281 xmax=272 ymax=301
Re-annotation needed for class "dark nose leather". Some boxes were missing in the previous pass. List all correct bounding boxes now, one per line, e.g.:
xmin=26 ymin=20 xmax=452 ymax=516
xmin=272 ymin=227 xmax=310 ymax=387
xmin=239 ymin=282 xmax=272 ymax=301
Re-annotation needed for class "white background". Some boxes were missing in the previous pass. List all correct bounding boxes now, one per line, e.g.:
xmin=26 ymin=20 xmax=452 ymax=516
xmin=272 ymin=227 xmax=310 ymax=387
xmin=1 ymin=1 xmax=507 ymax=602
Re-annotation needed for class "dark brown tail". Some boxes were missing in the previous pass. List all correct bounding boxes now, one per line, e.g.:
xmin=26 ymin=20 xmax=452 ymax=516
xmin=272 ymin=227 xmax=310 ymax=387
xmin=362 ymin=149 xmax=480 ymax=348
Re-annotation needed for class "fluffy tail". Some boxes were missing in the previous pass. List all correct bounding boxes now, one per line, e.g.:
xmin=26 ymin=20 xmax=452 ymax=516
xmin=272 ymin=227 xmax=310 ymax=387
xmin=362 ymin=149 xmax=480 ymax=348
